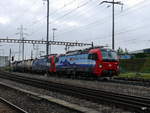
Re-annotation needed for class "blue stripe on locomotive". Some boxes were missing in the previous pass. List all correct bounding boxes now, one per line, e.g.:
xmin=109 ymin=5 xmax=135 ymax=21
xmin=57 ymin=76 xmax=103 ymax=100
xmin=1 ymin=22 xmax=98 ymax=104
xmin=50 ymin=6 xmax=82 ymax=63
xmin=32 ymin=57 xmax=50 ymax=71
xmin=56 ymin=54 xmax=96 ymax=69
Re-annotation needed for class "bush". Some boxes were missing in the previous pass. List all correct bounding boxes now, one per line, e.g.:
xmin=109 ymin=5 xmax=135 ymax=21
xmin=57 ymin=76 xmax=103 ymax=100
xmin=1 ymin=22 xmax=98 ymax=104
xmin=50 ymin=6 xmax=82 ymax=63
xmin=120 ymin=58 xmax=150 ymax=73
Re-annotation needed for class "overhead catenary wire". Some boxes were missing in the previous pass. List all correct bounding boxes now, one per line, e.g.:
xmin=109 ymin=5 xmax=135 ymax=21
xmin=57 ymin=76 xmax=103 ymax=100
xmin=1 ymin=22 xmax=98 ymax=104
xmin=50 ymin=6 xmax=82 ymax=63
xmin=29 ymin=0 xmax=117 ymax=37
xmin=40 ymin=0 xmax=149 ymax=44
xmin=51 ymin=0 xmax=106 ymax=32
xmin=17 ymin=0 xmax=149 ymax=50
xmin=50 ymin=0 xmax=77 ymax=16
xmin=80 ymin=23 xmax=150 ymax=47
xmin=82 ymin=18 xmax=150 ymax=43
xmin=52 ymin=0 xmax=96 ymax=21
xmin=56 ymin=0 xmax=149 ymax=36
xmin=29 ymin=0 xmax=148 ymax=31
xmin=7 ymin=0 xmax=40 ymax=34
xmin=50 ymin=0 xmax=150 ymax=48
xmin=27 ymin=0 xmax=79 ymax=28
xmin=29 ymin=0 xmax=99 ymax=37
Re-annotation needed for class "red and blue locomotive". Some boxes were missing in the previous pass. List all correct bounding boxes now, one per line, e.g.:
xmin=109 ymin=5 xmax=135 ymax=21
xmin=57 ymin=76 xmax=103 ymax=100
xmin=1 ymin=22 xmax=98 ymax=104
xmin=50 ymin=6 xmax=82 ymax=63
xmin=12 ymin=46 xmax=119 ymax=78
xmin=55 ymin=47 xmax=119 ymax=77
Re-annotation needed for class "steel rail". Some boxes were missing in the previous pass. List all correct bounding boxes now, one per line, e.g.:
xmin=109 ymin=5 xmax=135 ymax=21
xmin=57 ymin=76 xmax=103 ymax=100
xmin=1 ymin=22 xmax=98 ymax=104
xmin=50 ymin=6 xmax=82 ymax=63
xmin=0 ymin=82 xmax=99 ymax=113
xmin=114 ymin=77 xmax=150 ymax=85
xmin=108 ymin=79 xmax=150 ymax=87
xmin=0 ymin=96 xmax=28 ymax=113
xmin=0 ymin=72 xmax=150 ymax=113
xmin=115 ymin=77 xmax=150 ymax=82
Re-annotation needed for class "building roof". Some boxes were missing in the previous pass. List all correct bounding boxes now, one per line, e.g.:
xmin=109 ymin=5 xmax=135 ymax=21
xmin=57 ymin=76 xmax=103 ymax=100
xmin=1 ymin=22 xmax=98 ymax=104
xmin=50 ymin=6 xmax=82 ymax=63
xmin=129 ymin=48 xmax=150 ymax=54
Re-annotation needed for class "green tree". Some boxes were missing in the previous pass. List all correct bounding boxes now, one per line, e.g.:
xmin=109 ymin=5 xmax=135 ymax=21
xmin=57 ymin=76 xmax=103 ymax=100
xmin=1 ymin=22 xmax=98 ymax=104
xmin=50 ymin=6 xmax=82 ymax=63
xmin=124 ymin=48 xmax=128 ymax=54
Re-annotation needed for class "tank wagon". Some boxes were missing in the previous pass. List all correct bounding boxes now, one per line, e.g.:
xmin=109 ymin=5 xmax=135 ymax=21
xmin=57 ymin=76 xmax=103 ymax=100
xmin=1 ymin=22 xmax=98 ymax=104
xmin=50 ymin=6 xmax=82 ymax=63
xmin=12 ymin=47 xmax=119 ymax=78
xmin=12 ymin=59 xmax=33 ymax=72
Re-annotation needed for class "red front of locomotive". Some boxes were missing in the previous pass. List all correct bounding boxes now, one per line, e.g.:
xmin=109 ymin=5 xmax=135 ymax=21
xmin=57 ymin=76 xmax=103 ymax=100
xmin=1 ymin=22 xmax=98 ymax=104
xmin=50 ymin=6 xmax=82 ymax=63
xmin=48 ymin=55 xmax=56 ymax=73
xmin=89 ymin=48 xmax=119 ymax=77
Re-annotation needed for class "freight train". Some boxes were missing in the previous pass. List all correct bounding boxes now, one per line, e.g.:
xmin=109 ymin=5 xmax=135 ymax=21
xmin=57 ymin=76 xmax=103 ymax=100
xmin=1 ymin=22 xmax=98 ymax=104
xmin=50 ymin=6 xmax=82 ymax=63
xmin=12 ymin=46 xmax=119 ymax=78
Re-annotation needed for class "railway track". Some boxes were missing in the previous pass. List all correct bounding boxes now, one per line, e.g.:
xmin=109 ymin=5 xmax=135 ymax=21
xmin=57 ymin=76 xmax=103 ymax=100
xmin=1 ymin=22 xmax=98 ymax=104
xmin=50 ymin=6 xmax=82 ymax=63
xmin=73 ymin=76 xmax=150 ymax=87
xmin=0 ymin=96 xmax=28 ymax=113
xmin=0 ymin=82 xmax=98 ymax=113
xmin=10 ymin=71 xmax=150 ymax=87
xmin=74 ymin=76 xmax=150 ymax=87
xmin=100 ymin=77 xmax=150 ymax=87
xmin=113 ymin=77 xmax=150 ymax=86
xmin=0 ymin=71 xmax=150 ymax=113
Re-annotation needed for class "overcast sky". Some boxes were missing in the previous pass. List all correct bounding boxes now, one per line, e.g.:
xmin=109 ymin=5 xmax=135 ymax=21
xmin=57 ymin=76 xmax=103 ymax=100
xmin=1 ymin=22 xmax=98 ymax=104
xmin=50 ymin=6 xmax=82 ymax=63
xmin=0 ymin=0 xmax=150 ymax=60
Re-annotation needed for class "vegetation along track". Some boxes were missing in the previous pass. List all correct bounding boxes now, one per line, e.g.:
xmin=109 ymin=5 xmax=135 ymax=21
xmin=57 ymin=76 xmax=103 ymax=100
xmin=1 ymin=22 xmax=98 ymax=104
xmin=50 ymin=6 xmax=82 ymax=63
xmin=0 ymin=96 xmax=28 ymax=113
xmin=0 ymin=71 xmax=150 ymax=113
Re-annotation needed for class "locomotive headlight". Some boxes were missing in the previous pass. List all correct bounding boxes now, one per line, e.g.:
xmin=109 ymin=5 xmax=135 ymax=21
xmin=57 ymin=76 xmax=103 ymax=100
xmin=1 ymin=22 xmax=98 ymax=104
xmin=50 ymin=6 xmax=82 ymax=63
xmin=99 ymin=64 xmax=103 ymax=68
xmin=117 ymin=65 xmax=119 ymax=69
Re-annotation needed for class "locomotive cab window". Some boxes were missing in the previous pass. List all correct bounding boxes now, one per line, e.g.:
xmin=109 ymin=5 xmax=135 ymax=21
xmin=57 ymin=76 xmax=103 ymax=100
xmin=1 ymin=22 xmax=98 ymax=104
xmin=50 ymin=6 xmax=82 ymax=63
xmin=88 ymin=53 xmax=98 ymax=60
xmin=101 ymin=50 xmax=118 ymax=61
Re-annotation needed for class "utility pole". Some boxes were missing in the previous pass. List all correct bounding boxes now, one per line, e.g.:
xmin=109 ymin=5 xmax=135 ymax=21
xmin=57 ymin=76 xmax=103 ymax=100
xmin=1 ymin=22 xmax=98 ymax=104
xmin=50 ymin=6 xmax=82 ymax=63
xmin=112 ymin=0 xmax=115 ymax=50
xmin=47 ymin=0 xmax=50 ymax=55
xmin=51 ymin=28 xmax=57 ymax=54
xmin=52 ymin=28 xmax=57 ymax=41
xmin=36 ymin=45 xmax=39 ymax=57
xmin=16 ymin=25 xmax=28 ymax=61
xmin=43 ymin=0 xmax=50 ymax=56
xmin=91 ymin=42 xmax=94 ymax=48
xmin=100 ymin=0 xmax=123 ymax=50
xmin=9 ymin=48 xmax=11 ymax=67
xmin=42 ymin=0 xmax=50 ymax=55
xmin=31 ymin=50 xmax=33 ymax=59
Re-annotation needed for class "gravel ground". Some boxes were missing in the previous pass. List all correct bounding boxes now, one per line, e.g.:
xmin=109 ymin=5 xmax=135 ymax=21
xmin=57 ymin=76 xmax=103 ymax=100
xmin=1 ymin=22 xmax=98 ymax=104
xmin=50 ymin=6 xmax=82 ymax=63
xmin=0 ymin=83 xmax=80 ymax=113
xmin=0 ymin=77 xmax=132 ymax=113
xmin=0 ymin=102 xmax=18 ymax=113
xmin=13 ymin=72 xmax=150 ymax=98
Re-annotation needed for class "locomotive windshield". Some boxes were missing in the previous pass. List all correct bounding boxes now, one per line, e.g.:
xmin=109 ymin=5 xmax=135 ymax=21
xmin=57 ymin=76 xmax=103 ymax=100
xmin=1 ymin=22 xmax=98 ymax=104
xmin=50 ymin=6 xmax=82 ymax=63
xmin=101 ymin=50 xmax=118 ymax=61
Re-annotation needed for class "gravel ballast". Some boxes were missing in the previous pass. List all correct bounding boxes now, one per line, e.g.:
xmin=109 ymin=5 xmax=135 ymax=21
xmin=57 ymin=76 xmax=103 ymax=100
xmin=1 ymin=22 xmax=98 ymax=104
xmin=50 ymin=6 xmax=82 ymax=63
xmin=0 ymin=77 xmax=131 ymax=113
xmin=0 ymin=82 xmax=80 ymax=113
xmin=13 ymin=72 xmax=150 ymax=98
xmin=0 ymin=102 xmax=19 ymax=113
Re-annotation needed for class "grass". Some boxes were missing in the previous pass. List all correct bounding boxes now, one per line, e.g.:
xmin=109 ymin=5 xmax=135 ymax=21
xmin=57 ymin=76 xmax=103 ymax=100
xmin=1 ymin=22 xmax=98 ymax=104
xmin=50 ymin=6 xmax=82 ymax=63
xmin=119 ymin=72 xmax=150 ymax=80
xmin=0 ymin=66 xmax=12 ymax=72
